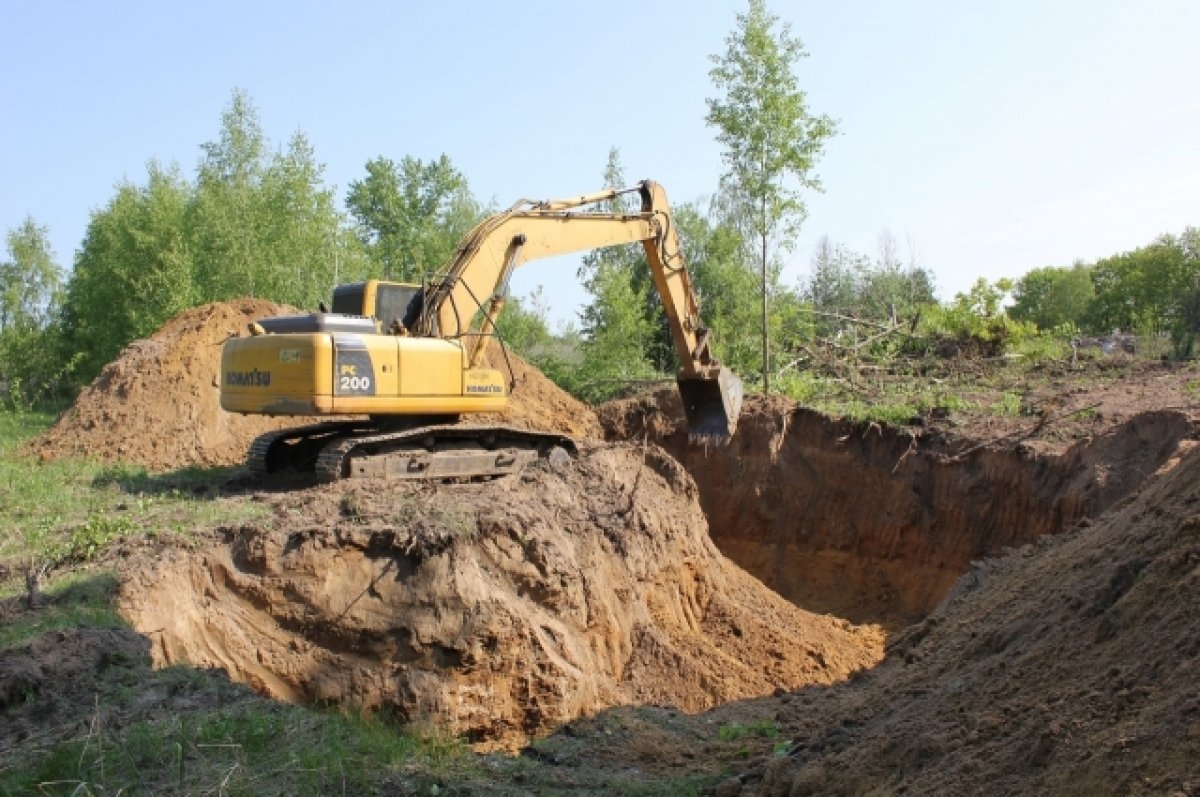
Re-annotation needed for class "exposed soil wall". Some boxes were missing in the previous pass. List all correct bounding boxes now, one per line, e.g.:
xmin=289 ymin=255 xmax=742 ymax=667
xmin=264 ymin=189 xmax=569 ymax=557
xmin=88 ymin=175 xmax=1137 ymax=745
xmin=721 ymin=442 xmax=1200 ymax=796
xmin=116 ymin=444 xmax=884 ymax=749
xmin=600 ymin=391 xmax=1196 ymax=625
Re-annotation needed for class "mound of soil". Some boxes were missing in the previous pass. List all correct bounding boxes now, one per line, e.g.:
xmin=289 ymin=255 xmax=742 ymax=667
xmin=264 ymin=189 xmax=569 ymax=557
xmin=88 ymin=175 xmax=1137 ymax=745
xmin=721 ymin=441 xmax=1200 ymax=796
xmin=479 ymin=344 xmax=601 ymax=439
xmin=31 ymin=299 xmax=301 ymax=471
xmin=30 ymin=300 xmax=601 ymax=471
xmin=116 ymin=443 xmax=884 ymax=750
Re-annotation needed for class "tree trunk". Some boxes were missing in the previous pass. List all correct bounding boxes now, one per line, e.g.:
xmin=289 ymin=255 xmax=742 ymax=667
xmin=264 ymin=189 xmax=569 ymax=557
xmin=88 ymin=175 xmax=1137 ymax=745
xmin=761 ymin=233 xmax=770 ymax=393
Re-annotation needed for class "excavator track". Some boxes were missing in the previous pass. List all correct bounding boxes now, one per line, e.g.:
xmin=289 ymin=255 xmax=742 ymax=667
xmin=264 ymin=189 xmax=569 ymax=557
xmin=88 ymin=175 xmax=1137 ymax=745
xmin=248 ymin=422 xmax=575 ymax=482
xmin=247 ymin=421 xmax=376 ymax=475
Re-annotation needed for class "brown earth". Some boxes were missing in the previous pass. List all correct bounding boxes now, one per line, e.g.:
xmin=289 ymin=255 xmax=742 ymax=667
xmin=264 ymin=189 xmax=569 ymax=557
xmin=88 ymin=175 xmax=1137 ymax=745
xmin=10 ymin=299 xmax=1200 ymax=792
xmin=116 ymin=443 xmax=884 ymax=750
xmin=600 ymin=376 xmax=1199 ymax=626
xmin=29 ymin=299 xmax=303 ymax=470
xmin=714 ymin=434 xmax=1200 ymax=796
xmin=478 ymin=343 xmax=603 ymax=439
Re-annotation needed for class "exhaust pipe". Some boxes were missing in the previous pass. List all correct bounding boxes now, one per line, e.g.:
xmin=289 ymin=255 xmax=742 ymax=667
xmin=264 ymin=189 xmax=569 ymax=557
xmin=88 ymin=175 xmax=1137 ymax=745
xmin=677 ymin=367 xmax=744 ymax=445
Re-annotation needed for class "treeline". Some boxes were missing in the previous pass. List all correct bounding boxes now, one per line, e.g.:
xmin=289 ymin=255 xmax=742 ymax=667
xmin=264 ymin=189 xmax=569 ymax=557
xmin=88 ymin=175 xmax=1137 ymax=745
xmin=0 ymin=91 xmax=484 ymax=405
xmin=1009 ymin=230 xmax=1200 ymax=353
xmin=1 ymin=89 xmax=1197 ymax=410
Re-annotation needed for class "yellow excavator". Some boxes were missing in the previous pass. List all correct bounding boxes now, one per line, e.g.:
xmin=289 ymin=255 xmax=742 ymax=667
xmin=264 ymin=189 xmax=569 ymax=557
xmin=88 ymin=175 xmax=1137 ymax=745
xmin=220 ymin=180 xmax=743 ymax=481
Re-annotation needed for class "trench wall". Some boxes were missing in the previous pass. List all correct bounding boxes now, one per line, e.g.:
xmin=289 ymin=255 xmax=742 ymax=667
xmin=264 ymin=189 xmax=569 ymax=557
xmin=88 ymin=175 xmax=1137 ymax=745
xmin=601 ymin=396 xmax=1193 ymax=625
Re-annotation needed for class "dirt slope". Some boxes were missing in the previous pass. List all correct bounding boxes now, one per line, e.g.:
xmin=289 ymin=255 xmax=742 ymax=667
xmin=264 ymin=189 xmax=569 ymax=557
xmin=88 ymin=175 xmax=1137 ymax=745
xmin=116 ymin=443 xmax=884 ymax=750
xmin=478 ymin=344 xmax=602 ymax=439
xmin=31 ymin=299 xmax=301 ymax=470
xmin=716 ymin=442 xmax=1200 ymax=796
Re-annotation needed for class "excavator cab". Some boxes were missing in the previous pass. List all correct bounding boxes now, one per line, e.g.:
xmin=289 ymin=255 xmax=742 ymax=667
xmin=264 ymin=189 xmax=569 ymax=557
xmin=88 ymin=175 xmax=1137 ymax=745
xmin=331 ymin=281 xmax=423 ymax=333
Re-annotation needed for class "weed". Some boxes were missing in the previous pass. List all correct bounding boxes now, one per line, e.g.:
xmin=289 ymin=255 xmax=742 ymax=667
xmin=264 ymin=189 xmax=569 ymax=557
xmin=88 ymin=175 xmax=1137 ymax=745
xmin=0 ymin=696 xmax=482 ymax=796
xmin=340 ymin=491 xmax=365 ymax=522
xmin=839 ymin=401 xmax=919 ymax=427
xmin=0 ymin=572 xmax=125 ymax=650
xmin=0 ymin=409 xmax=262 ymax=583
xmin=992 ymin=392 xmax=1022 ymax=417
xmin=396 ymin=496 xmax=476 ymax=539
xmin=66 ymin=513 xmax=138 ymax=562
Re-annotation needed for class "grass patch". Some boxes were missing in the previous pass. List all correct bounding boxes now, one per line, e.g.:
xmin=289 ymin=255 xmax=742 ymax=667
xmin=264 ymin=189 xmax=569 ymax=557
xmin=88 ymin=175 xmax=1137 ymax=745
xmin=0 ymin=701 xmax=480 ymax=796
xmin=0 ymin=409 xmax=263 ymax=574
xmin=0 ymin=572 xmax=125 ymax=650
xmin=718 ymin=719 xmax=779 ymax=742
xmin=992 ymin=392 xmax=1023 ymax=417
xmin=836 ymin=400 xmax=919 ymax=426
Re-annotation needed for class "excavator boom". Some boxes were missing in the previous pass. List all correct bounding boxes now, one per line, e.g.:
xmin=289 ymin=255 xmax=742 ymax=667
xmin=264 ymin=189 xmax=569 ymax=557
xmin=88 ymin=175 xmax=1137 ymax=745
xmin=415 ymin=180 xmax=743 ymax=442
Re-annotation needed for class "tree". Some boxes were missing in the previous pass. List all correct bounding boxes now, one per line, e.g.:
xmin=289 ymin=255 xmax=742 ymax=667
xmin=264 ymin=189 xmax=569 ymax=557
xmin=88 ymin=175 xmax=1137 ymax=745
xmin=860 ymin=231 xmax=936 ymax=323
xmin=493 ymin=287 xmax=554 ymax=356
xmin=64 ymin=164 xmax=195 ymax=381
xmin=189 ymin=91 xmax=360 ymax=309
xmin=345 ymin=155 xmax=481 ymax=281
xmin=575 ymin=149 xmax=657 ymax=399
xmin=805 ymin=236 xmax=868 ymax=329
xmin=1 ymin=218 xmax=62 ymax=332
xmin=53 ymin=89 xmax=370 ymax=387
xmin=0 ymin=219 xmax=70 ymax=405
xmin=1085 ymin=235 xmax=1195 ymax=336
xmin=706 ymin=0 xmax=836 ymax=391
xmin=188 ymin=89 xmax=266 ymax=301
xmin=1009 ymin=262 xmax=1095 ymax=331
xmin=673 ymin=202 xmax=761 ymax=374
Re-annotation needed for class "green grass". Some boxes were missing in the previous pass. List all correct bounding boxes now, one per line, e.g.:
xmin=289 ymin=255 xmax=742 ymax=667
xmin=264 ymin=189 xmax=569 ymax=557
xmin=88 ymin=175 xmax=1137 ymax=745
xmin=0 ymin=572 xmax=126 ymax=650
xmin=771 ymin=354 xmax=1074 ymax=427
xmin=0 ymin=409 xmax=264 ymax=573
xmin=992 ymin=391 xmax=1023 ymax=417
xmin=0 ymin=701 xmax=481 ymax=796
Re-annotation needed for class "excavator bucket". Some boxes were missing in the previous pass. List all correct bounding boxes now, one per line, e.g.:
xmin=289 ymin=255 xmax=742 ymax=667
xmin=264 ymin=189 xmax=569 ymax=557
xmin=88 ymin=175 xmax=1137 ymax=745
xmin=677 ymin=367 xmax=744 ymax=445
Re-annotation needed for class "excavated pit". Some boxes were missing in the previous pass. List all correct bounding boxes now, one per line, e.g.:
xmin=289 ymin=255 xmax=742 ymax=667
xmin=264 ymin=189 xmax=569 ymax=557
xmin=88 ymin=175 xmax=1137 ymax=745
xmin=600 ymin=390 xmax=1196 ymax=626
xmin=32 ymin=300 xmax=1200 ymax=751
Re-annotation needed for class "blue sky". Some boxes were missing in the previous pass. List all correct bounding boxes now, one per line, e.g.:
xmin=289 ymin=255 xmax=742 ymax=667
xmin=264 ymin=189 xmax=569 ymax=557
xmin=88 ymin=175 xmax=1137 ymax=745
xmin=3 ymin=1 xmax=1197 ymax=328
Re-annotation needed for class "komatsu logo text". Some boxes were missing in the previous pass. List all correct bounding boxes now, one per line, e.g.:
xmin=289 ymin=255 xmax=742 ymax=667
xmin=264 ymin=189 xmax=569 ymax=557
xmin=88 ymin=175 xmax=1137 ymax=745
xmin=225 ymin=369 xmax=271 ymax=387
xmin=466 ymin=384 xmax=503 ymax=394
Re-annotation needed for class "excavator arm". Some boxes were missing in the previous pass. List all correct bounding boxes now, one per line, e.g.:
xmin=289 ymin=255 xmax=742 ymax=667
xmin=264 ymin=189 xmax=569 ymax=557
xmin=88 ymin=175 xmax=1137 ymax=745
xmin=413 ymin=180 xmax=743 ymax=442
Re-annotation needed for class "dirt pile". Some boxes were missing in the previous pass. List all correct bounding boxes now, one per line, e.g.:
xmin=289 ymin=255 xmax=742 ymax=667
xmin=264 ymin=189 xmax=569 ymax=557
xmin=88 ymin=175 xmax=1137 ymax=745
xmin=600 ymin=390 xmax=1197 ymax=625
xmin=479 ymin=344 xmax=601 ymax=439
xmin=31 ymin=299 xmax=301 ymax=470
xmin=30 ymin=300 xmax=601 ymax=472
xmin=116 ymin=443 xmax=885 ymax=750
xmin=720 ymin=441 xmax=1200 ymax=796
